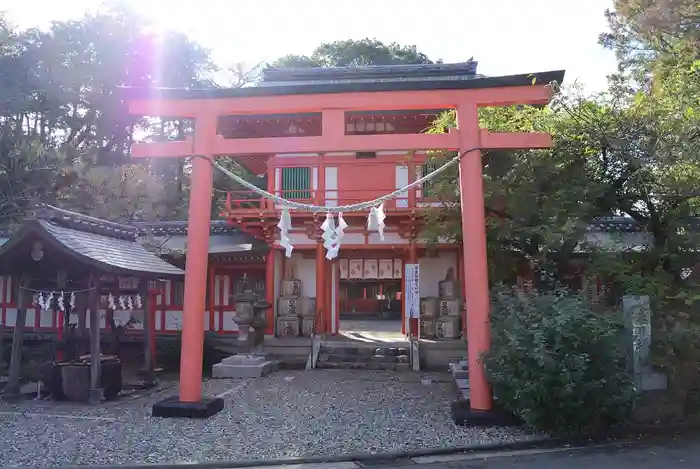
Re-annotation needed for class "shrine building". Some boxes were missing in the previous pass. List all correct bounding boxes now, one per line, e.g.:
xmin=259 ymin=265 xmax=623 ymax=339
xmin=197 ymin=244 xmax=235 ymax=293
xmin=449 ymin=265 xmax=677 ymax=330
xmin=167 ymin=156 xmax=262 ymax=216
xmin=2 ymin=59 xmax=573 ymax=418
xmin=126 ymin=60 xmax=564 ymax=342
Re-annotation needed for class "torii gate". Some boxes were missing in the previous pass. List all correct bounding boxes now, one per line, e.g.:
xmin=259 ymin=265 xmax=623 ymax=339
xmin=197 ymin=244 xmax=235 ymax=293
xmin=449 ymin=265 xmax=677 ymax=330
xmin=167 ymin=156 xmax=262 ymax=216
xmin=124 ymin=69 xmax=564 ymax=420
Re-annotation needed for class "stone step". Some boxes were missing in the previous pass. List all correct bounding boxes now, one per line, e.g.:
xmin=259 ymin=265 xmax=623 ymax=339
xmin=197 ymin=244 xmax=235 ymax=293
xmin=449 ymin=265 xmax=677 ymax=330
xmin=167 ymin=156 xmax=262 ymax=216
xmin=320 ymin=346 xmax=410 ymax=357
xmin=449 ymin=360 xmax=469 ymax=379
xmin=316 ymin=361 xmax=411 ymax=371
xmin=319 ymin=353 xmax=400 ymax=363
xmin=320 ymin=346 xmax=376 ymax=356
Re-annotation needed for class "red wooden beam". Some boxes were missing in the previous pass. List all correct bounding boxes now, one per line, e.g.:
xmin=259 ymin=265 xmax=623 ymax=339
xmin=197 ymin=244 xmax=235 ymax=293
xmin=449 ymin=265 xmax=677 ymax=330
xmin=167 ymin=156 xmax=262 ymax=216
xmin=130 ymin=129 xmax=552 ymax=159
xmin=127 ymin=85 xmax=554 ymax=118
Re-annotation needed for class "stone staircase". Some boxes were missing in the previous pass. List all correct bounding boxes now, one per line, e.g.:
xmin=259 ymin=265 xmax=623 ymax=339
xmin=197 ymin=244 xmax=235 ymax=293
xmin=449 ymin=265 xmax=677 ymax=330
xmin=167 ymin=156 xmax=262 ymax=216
xmin=449 ymin=359 xmax=470 ymax=400
xmin=315 ymin=343 xmax=411 ymax=371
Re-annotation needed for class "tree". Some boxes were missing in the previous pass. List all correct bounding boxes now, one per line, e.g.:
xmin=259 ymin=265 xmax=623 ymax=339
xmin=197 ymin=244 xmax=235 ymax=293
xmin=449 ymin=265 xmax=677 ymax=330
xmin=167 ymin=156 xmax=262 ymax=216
xmin=422 ymin=1 xmax=699 ymax=291
xmin=601 ymin=0 xmax=699 ymax=83
xmin=0 ymin=6 xmax=219 ymax=223
xmin=421 ymin=97 xmax=608 ymax=284
xmin=270 ymin=38 xmax=438 ymax=68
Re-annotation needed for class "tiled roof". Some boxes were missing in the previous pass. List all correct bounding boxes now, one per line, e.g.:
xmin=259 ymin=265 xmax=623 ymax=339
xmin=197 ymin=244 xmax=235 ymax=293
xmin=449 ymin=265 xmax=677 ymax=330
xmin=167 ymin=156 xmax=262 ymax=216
xmin=133 ymin=220 xmax=268 ymax=253
xmin=35 ymin=204 xmax=139 ymax=240
xmin=260 ymin=60 xmax=481 ymax=86
xmin=0 ymin=205 xmax=184 ymax=277
xmin=587 ymin=216 xmax=700 ymax=233
xmin=119 ymin=69 xmax=566 ymax=100
xmin=37 ymin=219 xmax=184 ymax=276
xmin=133 ymin=220 xmax=240 ymax=236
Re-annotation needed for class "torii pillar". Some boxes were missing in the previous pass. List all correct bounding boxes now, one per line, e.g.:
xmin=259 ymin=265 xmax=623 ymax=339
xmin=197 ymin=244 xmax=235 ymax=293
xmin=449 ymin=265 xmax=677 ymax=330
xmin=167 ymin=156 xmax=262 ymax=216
xmin=456 ymin=102 xmax=494 ymax=420
xmin=151 ymin=115 xmax=224 ymax=418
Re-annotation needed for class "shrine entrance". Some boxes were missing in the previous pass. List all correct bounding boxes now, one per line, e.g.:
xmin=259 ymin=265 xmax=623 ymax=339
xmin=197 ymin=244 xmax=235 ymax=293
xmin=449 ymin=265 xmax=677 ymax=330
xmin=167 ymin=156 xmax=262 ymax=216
xmin=124 ymin=66 xmax=563 ymax=420
xmin=336 ymin=252 xmax=404 ymax=339
xmin=339 ymin=279 xmax=401 ymax=319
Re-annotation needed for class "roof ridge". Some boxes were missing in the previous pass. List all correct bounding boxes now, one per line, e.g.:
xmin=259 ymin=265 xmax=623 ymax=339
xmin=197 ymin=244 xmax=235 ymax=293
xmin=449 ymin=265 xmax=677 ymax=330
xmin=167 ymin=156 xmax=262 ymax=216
xmin=132 ymin=220 xmax=239 ymax=236
xmin=35 ymin=204 xmax=139 ymax=241
xmin=261 ymin=60 xmax=479 ymax=83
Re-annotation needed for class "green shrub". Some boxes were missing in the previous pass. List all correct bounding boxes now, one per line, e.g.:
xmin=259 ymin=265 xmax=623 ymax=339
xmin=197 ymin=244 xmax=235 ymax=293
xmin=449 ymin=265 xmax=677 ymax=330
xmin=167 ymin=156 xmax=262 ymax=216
xmin=483 ymin=287 xmax=636 ymax=436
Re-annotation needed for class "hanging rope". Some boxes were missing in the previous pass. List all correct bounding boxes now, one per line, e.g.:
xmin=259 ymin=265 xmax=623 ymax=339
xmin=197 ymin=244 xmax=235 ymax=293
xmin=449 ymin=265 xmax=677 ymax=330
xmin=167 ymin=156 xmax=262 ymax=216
xmin=201 ymin=146 xmax=482 ymax=258
xmin=205 ymin=147 xmax=481 ymax=213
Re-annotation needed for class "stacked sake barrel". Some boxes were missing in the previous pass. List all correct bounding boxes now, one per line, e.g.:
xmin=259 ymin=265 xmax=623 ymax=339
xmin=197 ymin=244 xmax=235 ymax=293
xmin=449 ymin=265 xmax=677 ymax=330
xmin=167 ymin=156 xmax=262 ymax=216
xmin=276 ymin=279 xmax=315 ymax=337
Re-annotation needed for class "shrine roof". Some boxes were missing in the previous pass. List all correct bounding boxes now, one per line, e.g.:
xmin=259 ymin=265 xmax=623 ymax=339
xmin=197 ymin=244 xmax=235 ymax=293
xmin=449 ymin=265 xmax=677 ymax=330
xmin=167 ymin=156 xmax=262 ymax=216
xmin=133 ymin=220 xmax=242 ymax=236
xmin=119 ymin=69 xmax=566 ymax=100
xmin=133 ymin=220 xmax=268 ymax=254
xmin=259 ymin=60 xmax=481 ymax=85
xmin=0 ymin=205 xmax=184 ymax=277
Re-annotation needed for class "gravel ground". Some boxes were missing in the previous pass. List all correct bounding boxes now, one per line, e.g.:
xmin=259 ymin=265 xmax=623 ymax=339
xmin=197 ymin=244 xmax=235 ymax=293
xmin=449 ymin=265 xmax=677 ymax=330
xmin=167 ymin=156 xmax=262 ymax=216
xmin=0 ymin=370 xmax=533 ymax=467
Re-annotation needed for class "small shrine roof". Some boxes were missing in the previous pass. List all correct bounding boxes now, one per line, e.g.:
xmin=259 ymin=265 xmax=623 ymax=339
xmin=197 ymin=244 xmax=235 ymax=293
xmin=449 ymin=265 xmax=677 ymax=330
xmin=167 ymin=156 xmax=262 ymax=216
xmin=0 ymin=205 xmax=184 ymax=277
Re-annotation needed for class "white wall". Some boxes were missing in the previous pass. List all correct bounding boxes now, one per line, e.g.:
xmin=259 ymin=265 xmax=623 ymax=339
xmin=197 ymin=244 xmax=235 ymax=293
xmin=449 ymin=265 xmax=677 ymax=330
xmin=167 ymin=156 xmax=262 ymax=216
xmin=325 ymin=166 xmax=338 ymax=207
xmin=418 ymin=251 xmax=457 ymax=297
xmin=294 ymin=255 xmax=317 ymax=297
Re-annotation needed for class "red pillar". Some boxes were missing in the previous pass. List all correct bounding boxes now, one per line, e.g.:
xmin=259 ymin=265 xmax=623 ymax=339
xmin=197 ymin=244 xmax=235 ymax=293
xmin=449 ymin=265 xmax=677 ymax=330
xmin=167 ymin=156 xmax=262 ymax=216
xmin=149 ymin=292 xmax=157 ymax=367
xmin=457 ymin=102 xmax=492 ymax=412
xmin=265 ymin=249 xmax=275 ymax=335
xmin=315 ymin=242 xmax=326 ymax=334
xmin=207 ymin=266 xmax=216 ymax=332
xmin=178 ymin=117 xmax=215 ymax=403
xmin=326 ymin=259 xmax=334 ymax=334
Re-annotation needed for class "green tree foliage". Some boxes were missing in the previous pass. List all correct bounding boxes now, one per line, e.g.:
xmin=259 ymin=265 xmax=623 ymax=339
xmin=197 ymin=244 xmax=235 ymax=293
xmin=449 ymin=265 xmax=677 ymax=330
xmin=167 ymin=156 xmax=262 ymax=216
xmin=421 ymin=98 xmax=606 ymax=283
xmin=422 ymin=2 xmax=699 ymax=291
xmin=0 ymin=6 xmax=217 ymax=224
xmin=270 ymin=38 xmax=438 ymax=68
xmin=484 ymin=287 xmax=634 ymax=436
xmin=601 ymin=0 xmax=699 ymax=78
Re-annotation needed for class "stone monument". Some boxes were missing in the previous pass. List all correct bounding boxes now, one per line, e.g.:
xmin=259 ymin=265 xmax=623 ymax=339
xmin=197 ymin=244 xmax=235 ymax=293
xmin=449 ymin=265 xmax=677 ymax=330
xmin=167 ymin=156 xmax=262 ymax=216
xmin=622 ymin=295 xmax=667 ymax=392
xmin=419 ymin=297 xmax=438 ymax=338
xmin=212 ymin=276 xmax=279 ymax=378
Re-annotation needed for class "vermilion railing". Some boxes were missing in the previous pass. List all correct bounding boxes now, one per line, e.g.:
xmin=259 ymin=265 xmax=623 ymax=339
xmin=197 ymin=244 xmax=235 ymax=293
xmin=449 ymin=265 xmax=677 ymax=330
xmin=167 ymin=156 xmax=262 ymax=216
xmin=223 ymin=188 xmax=435 ymax=213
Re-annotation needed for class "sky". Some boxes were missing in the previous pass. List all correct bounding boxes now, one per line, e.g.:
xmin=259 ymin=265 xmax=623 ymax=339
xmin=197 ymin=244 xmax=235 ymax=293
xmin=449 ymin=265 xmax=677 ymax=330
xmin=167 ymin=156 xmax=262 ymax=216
xmin=2 ymin=0 xmax=619 ymax=93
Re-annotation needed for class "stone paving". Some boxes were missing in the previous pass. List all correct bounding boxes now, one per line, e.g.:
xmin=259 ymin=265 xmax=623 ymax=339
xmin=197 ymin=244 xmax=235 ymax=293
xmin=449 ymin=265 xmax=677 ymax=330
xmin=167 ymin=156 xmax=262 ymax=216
xmin=0 ymin=370 xmax=533 ymax=467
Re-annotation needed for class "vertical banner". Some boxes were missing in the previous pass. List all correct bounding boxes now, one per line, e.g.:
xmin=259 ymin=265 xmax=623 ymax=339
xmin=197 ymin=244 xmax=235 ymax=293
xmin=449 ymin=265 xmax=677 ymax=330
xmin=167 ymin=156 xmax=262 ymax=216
xmin=404 ymin=264 xmax=420 ymax=334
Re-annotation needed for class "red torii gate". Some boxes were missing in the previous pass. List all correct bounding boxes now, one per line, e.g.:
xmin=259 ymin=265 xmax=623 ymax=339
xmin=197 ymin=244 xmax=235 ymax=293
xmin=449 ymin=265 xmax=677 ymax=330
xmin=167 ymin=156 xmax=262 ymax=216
xmin=124 ymin=70 xmax=564 ymax=421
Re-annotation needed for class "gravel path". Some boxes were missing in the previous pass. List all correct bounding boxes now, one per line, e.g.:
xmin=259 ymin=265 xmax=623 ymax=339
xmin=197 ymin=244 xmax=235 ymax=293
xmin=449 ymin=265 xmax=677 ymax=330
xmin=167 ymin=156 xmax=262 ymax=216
xmin=0 ymin=370 xmax=533 ymax=467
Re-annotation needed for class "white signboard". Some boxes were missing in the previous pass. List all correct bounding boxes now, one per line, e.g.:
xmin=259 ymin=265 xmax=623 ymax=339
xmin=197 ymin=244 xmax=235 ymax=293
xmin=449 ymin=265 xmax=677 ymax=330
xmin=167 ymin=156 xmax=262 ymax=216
xmin=404 ymin=264 xmax=420 ymax=332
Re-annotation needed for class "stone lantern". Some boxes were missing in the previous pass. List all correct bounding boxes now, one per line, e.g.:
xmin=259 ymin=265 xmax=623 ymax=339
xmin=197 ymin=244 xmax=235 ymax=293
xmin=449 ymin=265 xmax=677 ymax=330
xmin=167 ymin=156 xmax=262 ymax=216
xmin=231 ymin=275 xmax=270 ymax=356
xmin=211 ymin=275 xmax=278 ymax=378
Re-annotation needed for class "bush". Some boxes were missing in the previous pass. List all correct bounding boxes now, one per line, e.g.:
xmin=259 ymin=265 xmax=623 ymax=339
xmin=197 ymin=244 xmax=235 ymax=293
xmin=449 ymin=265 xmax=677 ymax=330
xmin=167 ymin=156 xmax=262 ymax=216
xmin=483 ymin=287 xmax=635 ymax=436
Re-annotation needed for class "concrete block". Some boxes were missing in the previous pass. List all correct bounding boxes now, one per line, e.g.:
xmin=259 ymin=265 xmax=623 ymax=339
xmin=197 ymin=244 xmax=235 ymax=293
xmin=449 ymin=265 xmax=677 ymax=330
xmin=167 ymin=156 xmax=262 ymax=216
xmin=221 ymin=355 xmax=267 ymax=366
xmin=212 ymin=358 xmax=278 ymax=378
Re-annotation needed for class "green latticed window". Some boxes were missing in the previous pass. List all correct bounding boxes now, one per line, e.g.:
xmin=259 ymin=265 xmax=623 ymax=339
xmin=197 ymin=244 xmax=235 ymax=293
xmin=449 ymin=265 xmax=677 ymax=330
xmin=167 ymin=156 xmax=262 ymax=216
xmin=281 ymin=167 xmax=311 ymax=199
